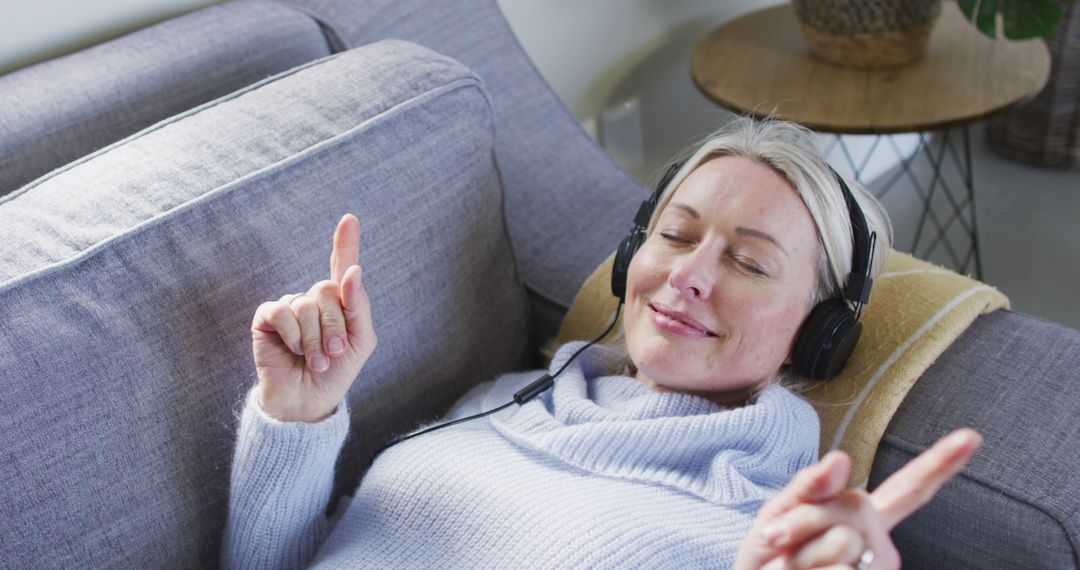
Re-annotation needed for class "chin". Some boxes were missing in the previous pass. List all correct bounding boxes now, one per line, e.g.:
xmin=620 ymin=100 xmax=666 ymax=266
xmin=631 ymin=335 xmax=706 ymax=386
xmin=631 ymin=335 xmax=778 ymax=398
xmin=629 ymin=328 xmax=674 ymax=361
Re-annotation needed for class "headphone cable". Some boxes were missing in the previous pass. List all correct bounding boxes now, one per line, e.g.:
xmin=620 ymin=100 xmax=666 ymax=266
xmin=374 ymin=302 xmax=624 ymax=457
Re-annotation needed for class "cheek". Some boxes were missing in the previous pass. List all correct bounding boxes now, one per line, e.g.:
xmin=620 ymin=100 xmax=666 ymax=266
xmin=623 ymin=249 xmax=668 ymax=349
xmin=626 ymin=246 xmax=667 ymax=298
xmin=723 ymin=289 xmax=812 ymax=351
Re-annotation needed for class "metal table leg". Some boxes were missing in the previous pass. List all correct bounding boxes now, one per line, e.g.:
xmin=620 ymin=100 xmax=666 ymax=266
xmin=826 ymin=127 xmax=983 ymax=280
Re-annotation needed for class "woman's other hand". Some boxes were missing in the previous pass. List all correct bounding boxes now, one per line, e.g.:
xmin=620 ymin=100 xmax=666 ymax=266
xmin=735 ymin=428 xmax=984 ymax=569
xmin=250 ymin=213 xmax=377 ymax=423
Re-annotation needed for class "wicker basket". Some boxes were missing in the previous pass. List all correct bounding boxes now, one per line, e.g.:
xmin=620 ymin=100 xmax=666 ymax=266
xmin=792 ymin=0 xmax=943 ymax=68
xmin=986 ymin=0 xmax=1079 ymax=167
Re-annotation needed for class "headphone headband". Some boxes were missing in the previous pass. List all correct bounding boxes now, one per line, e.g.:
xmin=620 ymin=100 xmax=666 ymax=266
xmin=831 ymin=173 xmax=875 ymax=308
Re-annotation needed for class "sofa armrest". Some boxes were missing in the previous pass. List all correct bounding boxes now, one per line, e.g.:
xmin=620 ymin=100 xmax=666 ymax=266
xmin=871 ymin=310 xmax=1080 ymax=568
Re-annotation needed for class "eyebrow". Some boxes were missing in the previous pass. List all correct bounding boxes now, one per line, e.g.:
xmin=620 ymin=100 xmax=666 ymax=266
xmin=669 ymin=202 xmax=701 ymax=219
xmin=668 ymin=202 xmax=789 ymax=257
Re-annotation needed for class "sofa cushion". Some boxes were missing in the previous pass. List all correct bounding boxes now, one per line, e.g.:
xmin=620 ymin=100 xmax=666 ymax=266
xmin=0 ymin=0 xmax=334 ymax=195
xmin=0 ymin=39 xmax=530 ymax=567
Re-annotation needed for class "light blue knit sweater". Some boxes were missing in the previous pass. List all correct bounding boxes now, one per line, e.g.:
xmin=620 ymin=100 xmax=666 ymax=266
xmin=222 ymin=342 xmax=820 ymax=568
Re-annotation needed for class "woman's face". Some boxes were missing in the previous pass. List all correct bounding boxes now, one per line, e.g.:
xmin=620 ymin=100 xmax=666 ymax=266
xmin=622 ymin=155 xmax=822 ymax=405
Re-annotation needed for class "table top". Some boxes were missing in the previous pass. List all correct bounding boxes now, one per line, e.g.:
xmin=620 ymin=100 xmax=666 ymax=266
xmin=691 ymin=2 xmax=1051 ymax=134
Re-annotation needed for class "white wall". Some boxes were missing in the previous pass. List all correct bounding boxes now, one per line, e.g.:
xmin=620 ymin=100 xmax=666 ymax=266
xmin=498 ymin=0 xmax=788 ymax=182
xmin=495 ymin=0 xmax=912 ymax=186
xmin=495 ymin=0 xmax=783 ymax=123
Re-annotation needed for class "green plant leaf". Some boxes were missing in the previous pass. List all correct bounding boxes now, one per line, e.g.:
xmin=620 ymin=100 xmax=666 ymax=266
xmin=958 ymin=0 xmax=979 ymax=20
xmin=977 ymin=0 xmax=1000 ymax=38
xmin=1002 ymin=0 xmax=1064 ymax=39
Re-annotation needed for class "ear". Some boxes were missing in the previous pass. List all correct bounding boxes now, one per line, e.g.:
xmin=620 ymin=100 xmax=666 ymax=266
xmin=785 ymin=324 xmax=803 ymax=366
xmin=786 ymin=291 xmax=817 ymax=367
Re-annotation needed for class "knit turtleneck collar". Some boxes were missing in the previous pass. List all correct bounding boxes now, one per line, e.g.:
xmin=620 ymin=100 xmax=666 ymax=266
xmin=488 ymin=342 xmax=819 ymax=506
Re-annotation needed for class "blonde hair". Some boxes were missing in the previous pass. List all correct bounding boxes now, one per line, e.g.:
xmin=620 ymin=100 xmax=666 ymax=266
xmin=604 ymin=116 xmax=894 ymax=387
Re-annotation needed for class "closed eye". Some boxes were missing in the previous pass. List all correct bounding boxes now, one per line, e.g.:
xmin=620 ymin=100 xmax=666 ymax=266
xmin=660 ymin=231 xmax=769 ymax=277
xmin=660 ymin=232 xmax=690 ymax=244
xmin=731 ymin=255 xmax=767 ymax=276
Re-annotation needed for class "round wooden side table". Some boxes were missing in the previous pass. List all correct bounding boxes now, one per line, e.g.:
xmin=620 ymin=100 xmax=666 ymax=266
xmin=690 ymin=2 xmax=1051 ymax=278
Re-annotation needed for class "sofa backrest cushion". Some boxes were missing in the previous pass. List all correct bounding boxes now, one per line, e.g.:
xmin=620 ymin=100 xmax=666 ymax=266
xmin=281 ymin=0 xmax=648 ymax=346
xmin=0 ymin=39 xmax=531 ymax=567
xmin=0 ymin=0 xmax=334 ymax=195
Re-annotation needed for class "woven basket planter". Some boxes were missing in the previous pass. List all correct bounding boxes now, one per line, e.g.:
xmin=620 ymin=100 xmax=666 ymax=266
xmin=792 ymin=0 xmax=943 ymax=68
xmin=986 ymin=0 xmax=1079 ymax=167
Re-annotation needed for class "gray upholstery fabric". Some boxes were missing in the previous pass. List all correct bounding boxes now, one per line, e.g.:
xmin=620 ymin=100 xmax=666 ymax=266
xmin=0 ymin=0 xmax=333 ymax=196
xmin=870 ymin=310 xmax=1080 ymax=568
xmin=281 ymin=0 xmax=647 ymax=327
xmin=5 ymin=0 xmax=1080 ymax=567
xmin=0 ymin=40 xmax=530 ymax=567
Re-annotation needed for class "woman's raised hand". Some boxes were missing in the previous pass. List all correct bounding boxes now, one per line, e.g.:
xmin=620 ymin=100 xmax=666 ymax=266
xmin=735 ymin=428 xmax=984 ymax=569
xmin=250 ymin=214 xmax=377 ymax=423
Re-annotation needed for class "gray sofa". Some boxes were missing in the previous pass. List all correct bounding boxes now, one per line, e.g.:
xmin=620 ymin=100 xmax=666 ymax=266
xmin=0 ymin=0 xmax=1077 ymax=567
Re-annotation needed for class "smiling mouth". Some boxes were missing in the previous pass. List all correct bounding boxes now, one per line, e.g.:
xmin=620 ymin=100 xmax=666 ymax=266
xmin=648 ymin=303 xmax=719 ymax=337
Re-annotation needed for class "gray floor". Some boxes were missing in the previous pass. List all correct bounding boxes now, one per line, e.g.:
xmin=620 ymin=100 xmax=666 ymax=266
xmin=593 ymin=21 xmax=1080 ymax=331
xmin=950 ymin=127 xmax=1080 ymax=330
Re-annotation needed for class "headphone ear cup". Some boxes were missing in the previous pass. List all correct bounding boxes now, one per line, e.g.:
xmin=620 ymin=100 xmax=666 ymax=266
xmin=611 ymin=231 xmax=645 ymax=300
xmin=791 ymin=298 xmax=862 ymax=380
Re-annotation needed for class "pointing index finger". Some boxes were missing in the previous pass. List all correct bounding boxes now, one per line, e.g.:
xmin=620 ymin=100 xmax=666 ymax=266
xmin=869 ymin=428 xmax=983 ymax=530
xmin=330 ymin=214 xmax=360 ymax=284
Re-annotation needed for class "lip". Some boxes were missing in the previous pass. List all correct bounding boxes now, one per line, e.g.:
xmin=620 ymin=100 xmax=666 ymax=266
xmin=648 ymin=302 xmax=718 ymax=338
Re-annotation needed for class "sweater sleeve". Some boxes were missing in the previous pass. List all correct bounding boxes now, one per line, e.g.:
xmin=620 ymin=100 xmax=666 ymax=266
xmin=221 ymin=385 xmax=350 ymax=570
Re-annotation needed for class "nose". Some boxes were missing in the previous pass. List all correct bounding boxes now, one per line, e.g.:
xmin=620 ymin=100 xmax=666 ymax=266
xmin=668 ymin=247 xmax=718 ymax=301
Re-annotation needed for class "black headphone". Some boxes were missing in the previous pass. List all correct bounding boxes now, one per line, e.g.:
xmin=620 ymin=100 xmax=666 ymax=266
xmin=611 ymin=160 xmax=877 ymax=380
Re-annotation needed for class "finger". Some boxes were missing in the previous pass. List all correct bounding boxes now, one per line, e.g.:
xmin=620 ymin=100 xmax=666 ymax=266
xmin=340 ymin=264 xmax=377 ymax=354
xmin=786 ymin=524 xmax=864 ymax=570
xmin=762 ymin=559 xmax=854 ymax=570
xmin=311 ymin=280 xmax=348 ymax=357
xmin=870 ymin=428 xmax=983 ymax=530
xmin=764 ymin=490 xmax=873 ymax=554
xmin=749 ymin=453 xmax=853 ymax=568
xmin=291 ymin=294 xmax=328 ymax=372
xmin=861 ymin=518 xmax=902 ymax=570
xmin=760 ymin=450 xmax=852 ymax=522
xmin=775 ymin=491 xmax=900 ymax=570
xmin=253 ymin=301 xmax=304 ymax=356
xmin=330 ymin=214 xmax=360 ymax=284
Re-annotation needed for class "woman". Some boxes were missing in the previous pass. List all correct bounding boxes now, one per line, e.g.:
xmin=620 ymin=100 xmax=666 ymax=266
xmin=224 ymin=118 xmax=982 ymax=569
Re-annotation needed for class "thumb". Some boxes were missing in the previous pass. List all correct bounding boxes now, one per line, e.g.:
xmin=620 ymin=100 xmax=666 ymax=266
xmin=341 ymin=264 xmax=376 ymax=352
